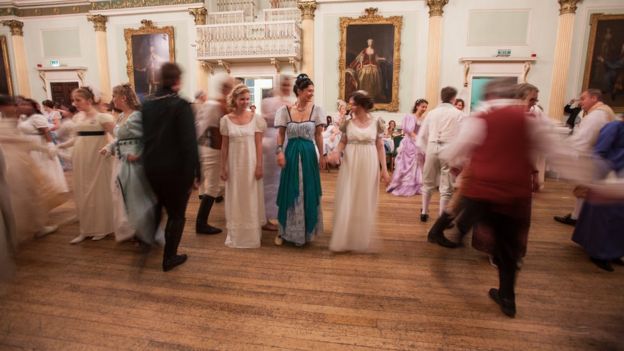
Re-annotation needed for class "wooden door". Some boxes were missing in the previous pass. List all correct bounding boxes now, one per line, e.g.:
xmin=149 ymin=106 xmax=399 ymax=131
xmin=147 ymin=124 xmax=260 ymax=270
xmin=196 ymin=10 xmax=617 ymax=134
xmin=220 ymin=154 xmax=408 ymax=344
xmin=50 ymin=82 xmax=79 ymax=106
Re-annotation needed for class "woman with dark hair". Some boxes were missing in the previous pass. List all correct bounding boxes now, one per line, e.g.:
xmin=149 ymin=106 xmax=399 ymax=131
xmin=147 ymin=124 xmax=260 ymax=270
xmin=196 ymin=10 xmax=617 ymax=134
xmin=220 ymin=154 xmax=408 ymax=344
xmin=454 ymin=98 xmax=465 ymax=111
xmin=386 ymin=98 xmax=428 ymax=196
xmin=17 ymin=98 xmax=69 ymax=198
xmin=58 ymin=86 xmax=115 ymax=244
xmin=328 ymin=90 xmax=390 ymax=252
xmin=274 ymin=73 xmax=326 ymax=246
xmin=101 ymin=83 xmax=159 ymax=245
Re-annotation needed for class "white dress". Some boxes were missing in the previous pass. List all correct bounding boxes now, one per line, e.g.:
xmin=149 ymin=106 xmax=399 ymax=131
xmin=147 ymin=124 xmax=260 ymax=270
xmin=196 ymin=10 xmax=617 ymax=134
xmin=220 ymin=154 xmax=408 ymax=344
xmin=72 ymin=113 xmax=114 ymax=237
xmin=17 ymin=114 xmax=69 ymax=194
xmin=330 ymin=116 xmax=385 ymax=252
xmin=220 ymin=114 xmax=267 ymax=248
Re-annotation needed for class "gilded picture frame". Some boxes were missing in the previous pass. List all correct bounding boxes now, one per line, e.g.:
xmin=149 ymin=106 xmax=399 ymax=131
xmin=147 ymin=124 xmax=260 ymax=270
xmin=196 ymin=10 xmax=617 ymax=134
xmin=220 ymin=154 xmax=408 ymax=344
xmin=582 ymin=13 xmax=624 ymax=113
xmin=339 ymin=8 xmax=402 ymax=111
xmin=124 ymin=20 xmax=175 ymax=99
xmin=0 ymin=35 xmax=14 ymax=96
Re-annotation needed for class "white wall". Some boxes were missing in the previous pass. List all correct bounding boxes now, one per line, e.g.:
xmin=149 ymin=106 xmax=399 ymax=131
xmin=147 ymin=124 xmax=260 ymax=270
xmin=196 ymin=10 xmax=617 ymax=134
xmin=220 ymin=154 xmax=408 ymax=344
xmin=440 ymin=0 xmax=558 ymax=113
xmin=3 ymin=0 xmax=623 ymax=112
xmin=19 ymin=14 xmax=99 ymax=102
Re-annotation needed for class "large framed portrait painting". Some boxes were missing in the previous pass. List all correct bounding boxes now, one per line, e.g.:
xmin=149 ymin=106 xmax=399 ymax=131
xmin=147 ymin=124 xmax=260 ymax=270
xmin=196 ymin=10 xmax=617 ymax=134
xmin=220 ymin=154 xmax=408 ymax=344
xmin=583 ymin=14 xmax=624 ymax=112
xmin=340 ymin=8 xmax=402 ymax=111
xmin=125 ymin=20 xmax=175 ymax=100
xmin=0 ymin=35 xmax=13 ymax=95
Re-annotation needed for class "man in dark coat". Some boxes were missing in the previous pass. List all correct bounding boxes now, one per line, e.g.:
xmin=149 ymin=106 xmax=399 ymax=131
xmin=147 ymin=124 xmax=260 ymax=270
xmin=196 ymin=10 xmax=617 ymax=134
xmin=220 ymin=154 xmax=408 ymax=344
xmin=142 ymin=63 xmax=200 ymax=272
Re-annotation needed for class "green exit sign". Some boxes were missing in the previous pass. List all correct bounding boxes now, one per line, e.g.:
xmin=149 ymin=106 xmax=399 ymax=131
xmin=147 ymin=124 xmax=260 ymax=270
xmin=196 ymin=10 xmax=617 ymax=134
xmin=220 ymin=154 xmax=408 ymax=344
xmin=50 ymin=59 xmax=60 ymax=67
xmin=497 ymin=49 xmax=511 ymax=57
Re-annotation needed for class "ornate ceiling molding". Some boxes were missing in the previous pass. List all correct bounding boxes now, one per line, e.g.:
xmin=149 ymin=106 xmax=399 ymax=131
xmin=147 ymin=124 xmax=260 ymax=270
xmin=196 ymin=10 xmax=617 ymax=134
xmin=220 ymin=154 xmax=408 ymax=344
xmin=0 ymin=0 xmax=203 ymax=17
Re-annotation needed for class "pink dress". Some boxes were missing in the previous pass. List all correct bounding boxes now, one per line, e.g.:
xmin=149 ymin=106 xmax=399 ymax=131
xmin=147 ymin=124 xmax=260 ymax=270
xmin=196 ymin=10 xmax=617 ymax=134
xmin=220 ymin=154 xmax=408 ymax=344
xmin=386 ymin=114 xmax=424 ymax=196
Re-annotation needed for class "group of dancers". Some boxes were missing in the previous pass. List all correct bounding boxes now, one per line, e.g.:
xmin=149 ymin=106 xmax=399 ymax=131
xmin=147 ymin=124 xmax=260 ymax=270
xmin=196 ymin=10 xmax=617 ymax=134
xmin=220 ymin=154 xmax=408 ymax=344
xmin=1 ymin=63 xmax=622 ymax=318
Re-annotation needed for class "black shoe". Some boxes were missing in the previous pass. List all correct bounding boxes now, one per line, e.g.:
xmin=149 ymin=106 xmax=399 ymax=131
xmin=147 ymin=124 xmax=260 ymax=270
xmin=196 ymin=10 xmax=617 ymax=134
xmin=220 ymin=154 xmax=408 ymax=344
xmin=590 ymin=257 xmax=614 ymax=272
xmin=554 ymin=213 xmax=577 ymax=226
xmin=163 ymin=254 xmax=188 ymax=272
xmin=420 ymin=213 xmax=429 ymax=222
xmin=196 ymin=224 xmax=222 ymax=235
xmin=427 ymin=232 xmax=459 ymax=248
xmin=488 ymin=288 xmax=516 ymax=318
xmin=215 ymin=196 xmax=224 ymax=203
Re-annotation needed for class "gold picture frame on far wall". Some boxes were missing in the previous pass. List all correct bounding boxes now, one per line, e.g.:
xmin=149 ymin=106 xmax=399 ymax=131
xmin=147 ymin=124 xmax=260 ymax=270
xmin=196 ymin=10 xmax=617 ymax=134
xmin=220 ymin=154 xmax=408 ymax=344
xmin=582 ymin=13 xmax=624 ymax=113
xmin=0 ymin=35 xmax=14 ymax=95
xmin=124 ymin=19 xmax=175 ymax=100
xmin=339 ymin=8 xmax=402 ymax=112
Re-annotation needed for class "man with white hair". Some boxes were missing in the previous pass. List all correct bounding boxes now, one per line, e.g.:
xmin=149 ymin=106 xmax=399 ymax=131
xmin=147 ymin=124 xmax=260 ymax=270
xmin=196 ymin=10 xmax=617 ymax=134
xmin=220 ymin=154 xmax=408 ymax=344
xmin=554 ymin=89 xmax=616 ymax=226
xmin=192 ymin=90 xmax=207 ymax=114
xmin=195 ymin=74 xmax=234 ymax=235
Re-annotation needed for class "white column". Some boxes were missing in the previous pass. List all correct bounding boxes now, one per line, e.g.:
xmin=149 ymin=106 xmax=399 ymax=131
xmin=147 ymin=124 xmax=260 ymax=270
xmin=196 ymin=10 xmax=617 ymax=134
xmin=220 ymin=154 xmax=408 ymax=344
xmin=87 ymin=15 xmax=111 ymax=101
xmin=298 ymin=0 xmax=316 ymax=78
xmin=190 ymin=8 xmax=209 ymax=93
xmin=424 ymin=0 xmax=448 ymax=107
xmin=547 ymin=0 xmax=581 ymax=121
xmin=2 ymin=20 xmax=31 ymax=96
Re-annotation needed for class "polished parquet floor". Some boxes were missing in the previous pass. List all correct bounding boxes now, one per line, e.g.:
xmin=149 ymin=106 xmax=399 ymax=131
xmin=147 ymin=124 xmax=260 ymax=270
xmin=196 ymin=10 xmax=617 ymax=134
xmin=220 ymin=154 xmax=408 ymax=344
xmin=0 ymin=172 xmax=623 ymax=351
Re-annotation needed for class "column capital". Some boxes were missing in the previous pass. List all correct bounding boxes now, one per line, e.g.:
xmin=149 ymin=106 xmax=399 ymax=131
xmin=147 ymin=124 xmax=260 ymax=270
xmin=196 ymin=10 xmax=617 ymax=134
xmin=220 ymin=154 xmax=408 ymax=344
xmin=558 ymin=0 xmax=581 ymax=15
xmin=87 ymin=14 xmax=108 ymax=32
xmin=426 ymin=0 xmax=449 ymax=17
xmin=2 ymin=20 xmax=24 ymax=36
xmin=189 ymin=7 xmax=207 ymax=25
xmin=298 ymin=0 xmax=317 ymax=21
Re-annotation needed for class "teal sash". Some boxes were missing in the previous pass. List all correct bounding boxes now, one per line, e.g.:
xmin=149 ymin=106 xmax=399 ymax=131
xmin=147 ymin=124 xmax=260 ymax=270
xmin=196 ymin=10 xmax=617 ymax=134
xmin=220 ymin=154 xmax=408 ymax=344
xmin=276 ymin=137 xmax=322 ymax=235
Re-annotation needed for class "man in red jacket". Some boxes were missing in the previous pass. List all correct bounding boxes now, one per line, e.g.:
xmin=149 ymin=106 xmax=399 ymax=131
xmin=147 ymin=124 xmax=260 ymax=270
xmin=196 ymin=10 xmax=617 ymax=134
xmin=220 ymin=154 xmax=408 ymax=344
xmin=441 ymin=78 xmax=537 ymax=318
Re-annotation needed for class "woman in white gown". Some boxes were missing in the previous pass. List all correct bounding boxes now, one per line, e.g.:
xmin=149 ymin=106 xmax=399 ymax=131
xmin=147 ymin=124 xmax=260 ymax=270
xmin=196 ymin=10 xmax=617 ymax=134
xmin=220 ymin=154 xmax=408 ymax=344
xmin=328 ymin=91 xmax=390 ymax=252
xmin=0 ymin=96 xmax=62 ymax=241
xmin=16 ymin=98 xmax=69 ymax=197
xmin=220 ymin=84 xmax=266 ymax=248
xmin=58 ymin=87 xmax=115 ymax=244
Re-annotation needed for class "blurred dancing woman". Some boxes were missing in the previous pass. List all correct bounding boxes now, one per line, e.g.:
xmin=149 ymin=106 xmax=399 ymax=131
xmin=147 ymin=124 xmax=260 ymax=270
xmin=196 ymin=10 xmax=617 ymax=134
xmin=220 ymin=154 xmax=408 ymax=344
xmin=220 ymin=84 xmax=266 ymax=248
xmin=328 ymin=91 xmax=390 ymax=252
xmin=386 ymin=99 xmax=428 ymax=196
xmin=58 ymin=87 xmax=115 ymax=244
xmin=102 ymin=84 xmax=158 ymax=245
xmin=16 ymin=98 xmax=69 ymax=198
xmin=261 ymin=75 xmax=293 ymax=230
xmin=275 ymin=74 xmax=326 ymax=246
xmin=0 ymin=95 xmax=61 ymax=240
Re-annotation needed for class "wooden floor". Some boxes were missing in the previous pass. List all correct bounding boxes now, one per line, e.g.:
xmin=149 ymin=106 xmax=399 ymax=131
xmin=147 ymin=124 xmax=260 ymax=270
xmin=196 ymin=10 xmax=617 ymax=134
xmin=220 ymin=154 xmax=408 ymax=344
xmin=0 ymin=172 xmax=623 ymax=351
